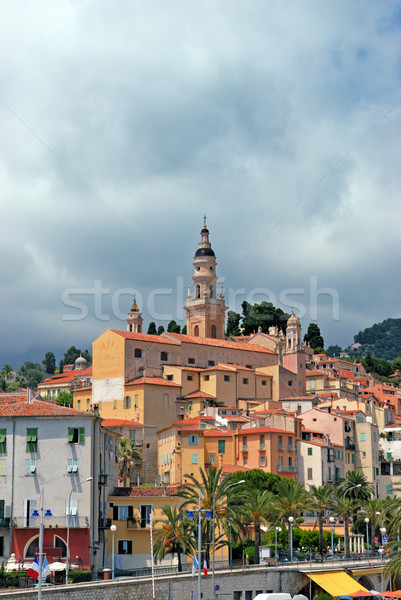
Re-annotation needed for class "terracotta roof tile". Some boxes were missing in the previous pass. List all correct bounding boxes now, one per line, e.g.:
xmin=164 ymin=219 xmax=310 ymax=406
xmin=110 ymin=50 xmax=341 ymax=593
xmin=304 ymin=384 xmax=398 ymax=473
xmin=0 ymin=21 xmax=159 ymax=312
xmin=182 ymin=390 xmax=216 ymax=399
xmin=110 ymin=330 xmax=179 ymax=345
xmin=163 ymin=332 xmax=273 ymax=353
xmin=0 ymin=395 xmax=91 ymax=418
xmin=110 ymin=486 xmax=177 ymax=497
xmin=126 ymin=377 xmax=181 ymax=387
xmin=101 ymin=419 xmax=144 ymax=428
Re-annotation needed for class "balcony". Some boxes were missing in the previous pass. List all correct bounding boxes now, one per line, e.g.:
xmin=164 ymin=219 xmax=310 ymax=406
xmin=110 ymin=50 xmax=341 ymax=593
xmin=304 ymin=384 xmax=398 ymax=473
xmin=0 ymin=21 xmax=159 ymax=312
xmin=0 ymin=517 xmax=10 ymax=528
xmin=98 ymin=518 xmax=112 ymax=529
xmin=278 ymin=444 xmax=284 ymax=451
xmin=127 ymin=518 xmax=138 ymax=529
xmin=258 ymin=444 xmax=266 ymax=451
xmin=278 ymin=465 xmax=297 ymax=473
xmin=241 ymin=445 xmax=248 ymax=453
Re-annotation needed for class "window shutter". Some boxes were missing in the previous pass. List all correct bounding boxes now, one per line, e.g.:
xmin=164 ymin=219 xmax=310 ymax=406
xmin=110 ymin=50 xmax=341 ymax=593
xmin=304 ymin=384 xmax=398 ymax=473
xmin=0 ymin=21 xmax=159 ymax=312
xmin=128 ymin=506 xmax=133 ymax=519
xmin=26 ymin=429 xmax=32 ymax=442
xmin=31 ymin=429 xmax=37 ymax=442
xmin=79 ymin=428 xmax=85 ymax=444
xmin=113 ymin=506 xmax=118 ymax=520
xmin=127 ymin=540 xmax=132 ymax=554
xmin=0 ymin=429 xmax=6 ymax=443
xmin=71 ymin=499 xmax=78 ymax=515
xmin=68 ymin=428 xmax=74 ymax=443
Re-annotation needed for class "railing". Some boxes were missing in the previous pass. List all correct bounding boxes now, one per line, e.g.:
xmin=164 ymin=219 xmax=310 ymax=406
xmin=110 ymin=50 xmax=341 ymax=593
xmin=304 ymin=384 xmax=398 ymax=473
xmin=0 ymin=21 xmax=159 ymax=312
xmin=0 ymin=518 xmax=10 ymax=528
xmin=241 ymin=445 xmax=248 ymax=452
xmin=278 ymin=465 xmax=297 ymax=472
xmin=127 ymin=518 xmax=138 ymax=529
xmin=98 ymin=518 xmax=112 ymax=529
xmin=258 ymin=444 xmax=266 ymax=451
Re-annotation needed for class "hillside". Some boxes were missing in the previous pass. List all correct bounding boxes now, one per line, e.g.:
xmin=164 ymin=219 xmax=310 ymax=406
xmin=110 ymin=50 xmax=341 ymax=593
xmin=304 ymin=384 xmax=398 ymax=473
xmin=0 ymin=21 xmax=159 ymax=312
xmin=353 ymin=318 xmax=401 ymax=362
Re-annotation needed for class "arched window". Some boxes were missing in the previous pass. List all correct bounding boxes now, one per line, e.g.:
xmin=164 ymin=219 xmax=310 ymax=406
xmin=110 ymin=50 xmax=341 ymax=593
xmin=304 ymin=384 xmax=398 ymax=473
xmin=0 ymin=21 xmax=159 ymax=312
xmin=288 ymin=337 xmax=292 ymax=349
xmin=129 ymin=324 xmax=132 ymax=332
xmin=195 ymin=285 xmax=200 ymax=299
xmin=54 ymin=535 xmax=67 ymax=558
xmin=25 ymin=536 xmax=39 ymax=558
xmin=194 ymin=325 xmax=199 ymax=337
xmin=210 ymin=286 xmax=213 ymax=298
xmin=211 ymin=325 xmax=217 ymax=339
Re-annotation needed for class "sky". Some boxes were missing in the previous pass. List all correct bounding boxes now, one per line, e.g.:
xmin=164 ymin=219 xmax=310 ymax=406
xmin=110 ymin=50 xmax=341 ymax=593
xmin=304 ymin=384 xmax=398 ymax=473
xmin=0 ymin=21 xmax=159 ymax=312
xmin=1 ymin=0 xmax=401 ymax=368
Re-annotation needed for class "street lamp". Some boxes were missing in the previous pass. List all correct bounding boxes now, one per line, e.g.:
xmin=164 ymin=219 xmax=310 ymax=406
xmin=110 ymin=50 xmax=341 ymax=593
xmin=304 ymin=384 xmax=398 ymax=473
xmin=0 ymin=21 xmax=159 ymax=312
xmin=188 ymin=488 xmax=212 ymax=600
xmin=110 ymin=524 xmax=117 ymax=579
xmin=329 ymin=516 xmax=335 ymax=558
xmin=288 ymin=517 xmax=294 ymax=562
xmin=364 ymin=518 xmax=369 ymax=558
xmin=343 ymin=483 xmax=362 ymax=498
xmin=31 ymin=487 xmax=52 ymax=600
xmin=378 ymin=546 xmax=385 ymax=592
xmin=275 ymin=527 xmax=282 ymax=566
xmin=66 ymin=477 xmax=93 ymax=584
xmin=212 ymin=479 xmax=245 ymax=594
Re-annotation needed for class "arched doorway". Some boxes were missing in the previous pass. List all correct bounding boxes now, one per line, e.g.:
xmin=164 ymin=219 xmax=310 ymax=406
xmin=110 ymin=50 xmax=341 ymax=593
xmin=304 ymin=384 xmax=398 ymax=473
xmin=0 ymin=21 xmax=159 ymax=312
xmin=211 ymin=325 xmax=217 ymax=339
xmin=194 ymin=325 xmax=199 ymax=337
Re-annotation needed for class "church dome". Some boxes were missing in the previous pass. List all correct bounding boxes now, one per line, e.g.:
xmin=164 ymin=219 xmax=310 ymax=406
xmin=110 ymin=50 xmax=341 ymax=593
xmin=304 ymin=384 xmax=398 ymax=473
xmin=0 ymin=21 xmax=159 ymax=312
xmin=287 ymin=311 xmax=300 ymax=326
xmin=75 ymin=355 xmax=87 ymax=366
xmin=195 ymin=247 xmax=215 ymax=257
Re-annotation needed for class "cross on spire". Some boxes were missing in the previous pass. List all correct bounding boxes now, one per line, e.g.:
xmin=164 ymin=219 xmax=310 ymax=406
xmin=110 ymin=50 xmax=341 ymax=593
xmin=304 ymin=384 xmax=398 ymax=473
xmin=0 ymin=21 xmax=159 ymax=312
xmin=203 ymin=213 xmax=207 ymax=227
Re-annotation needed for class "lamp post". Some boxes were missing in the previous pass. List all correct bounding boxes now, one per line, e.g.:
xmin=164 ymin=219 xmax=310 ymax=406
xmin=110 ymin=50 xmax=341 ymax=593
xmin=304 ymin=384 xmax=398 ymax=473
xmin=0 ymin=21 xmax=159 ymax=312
xmin=212 ymin=479 xmax=245 ymax=595
xmin=31 ymin=487 xmax=52 ymax=600
xmin=365 ymin=518 xmax=369 ymax=558
xmin=378 ymin=547 xmax=385 ymax=592
xmin=65 ymin=477 xmax=92 ymax=584
xmin=329 ymin=517 xmax=335 ymax=558
xmin=342 ymin=484 xmax=361 ymax=557
xmin=343 ymin=483 xmax=362 ymax=498
xmin=288 ymin=517 xmax=294 ymax=562
xmin=188 ymin=488 xmax=212 ymax=600
xmin=110 ymin=524 xmax=117 ymax=579
xmin=275 ymin=527 xmax=282 ymax=566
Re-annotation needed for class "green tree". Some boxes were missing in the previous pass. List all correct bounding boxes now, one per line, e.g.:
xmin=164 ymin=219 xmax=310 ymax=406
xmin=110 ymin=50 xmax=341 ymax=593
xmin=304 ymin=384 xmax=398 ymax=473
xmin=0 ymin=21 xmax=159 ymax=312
xmin=63 ymin=346 xmax=81 ymax=365
xmin=118 ymin=438 xmax=142 ymax=486
xmin=153 ymin=505 xmax=193 ymax=571
xmin=337 ymin=471 xmax=374 ymax=502
xmin=167 ymin=320 xmax=181 ymax=333
xmin=18 ymin=361 xmax=44 ymax=390
xmin=330 ymin=496 xmax=354 ymax=558
xmin=229 ymin=469 xmax=283 ymax=495
xmin=42 ymin=352 xmax=56 ymax=375
xmin=326 ymin=345 xmax=342 ymax=357
xmin=241 ymin=301 xmax=289 ymax=336
xmin=357 ymin=498 xmax=385 ymax=556
xmin=308 ymin=484 xmax=333 ymax=555
xmin=3 ymin=364 xmax=13 ymax=380
xmin=181 ymin=325 xmax=187 ymax=335
xmin=59 ymin=360 xmax=64 ymax=374
xmin=147 ymin=322 xmax=157 ymax=335
xmin=304 ymin=323 xmax=324 ymax=350
xmin=56 ymin=391 xmax=73 ymax=407
xmin=226 ymin=311 xmax=241 ymax=337
xmin=243 ymin=489 xmax=274 ymax=564
xmin=157 ymin=326 xmax=165 ymax=336
xmin=272 ymin=479 xmax=309 ymax=554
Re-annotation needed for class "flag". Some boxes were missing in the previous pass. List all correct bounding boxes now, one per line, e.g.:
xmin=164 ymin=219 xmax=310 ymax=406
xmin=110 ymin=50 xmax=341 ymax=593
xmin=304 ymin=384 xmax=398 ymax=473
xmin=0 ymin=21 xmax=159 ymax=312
xmin=191 ymin=554 xmax=199 ymax=577
xmin=42 ymin=556 xmax=51 ymax=579
xmin=27 ymin=556 xmax=40 ymax=580
xmin=203 ymin=555 xmax=208 ymax=577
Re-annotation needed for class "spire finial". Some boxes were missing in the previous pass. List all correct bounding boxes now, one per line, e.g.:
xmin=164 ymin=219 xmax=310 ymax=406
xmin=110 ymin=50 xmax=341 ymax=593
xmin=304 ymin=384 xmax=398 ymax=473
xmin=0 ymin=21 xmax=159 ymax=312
xmin=203 ymin=213 xmax=207 ymax=227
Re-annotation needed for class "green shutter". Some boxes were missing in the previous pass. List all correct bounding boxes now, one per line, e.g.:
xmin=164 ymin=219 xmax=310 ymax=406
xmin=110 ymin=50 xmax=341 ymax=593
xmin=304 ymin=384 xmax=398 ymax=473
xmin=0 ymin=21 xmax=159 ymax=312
xmin=68 ymin=428 xmax=74 ymax=443
xmin=26 ymin=428 xmax=32 ymax=443
xmin=30 ymin=429 xmax=37 ymax=442
xmin=79 ymin=428 xmax=85 ymax=444
xmin=0 ymin=430 xmax=6 ymax=443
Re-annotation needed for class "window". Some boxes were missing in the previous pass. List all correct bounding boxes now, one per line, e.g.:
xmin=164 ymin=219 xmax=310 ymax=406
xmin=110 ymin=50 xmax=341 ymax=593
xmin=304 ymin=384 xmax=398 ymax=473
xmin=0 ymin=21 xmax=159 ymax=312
xmin=209 ymin=453 xmax=215 ymax=464
xmin=25 ymin=459 xmax=36 ymax=475
xmin=208 ymin=360 xmax=215 ymax=367
xmin=259 ymin=456 xmax=266 ymax=466
xmin=204 ymin=375 xmax=210 ymax=381
xmin=129 ymin=430 xmax=136 ymax=443
xmin=307 ymin=447 xmax=312 ymax=456
xmin=134 ymin=395 xmax=138 ymax=407
xmin=187 ymin=375 xmax=193 ymax=381
xmin=118 ymin=540 xmax=132 ymax=554
xmin=387 ymin=484 xmax=393 ymax=495
xmin=310 ymin=379 xmax=316 ymax=389
xmin=26 ymin=428 xmax=38 ymax=452
xmin=68 ymin=428 xmax=85 ymax=444
xmin=386 ymin=452 xmax=392 ymax=460
xmin=218 ymin=440 xmax=225 ymax=454
xmin=288 ymin=456 xmax=292 ymax=467
xmin=140 ymin=505 xmax=152 ymax=528
xmin=356 ymin=416 xmax=364 ymax=423
xmin=86 ymin=399 xmax=90 ymax=411
xmin=189 ymin=435 xmax=198 ymax=446
xmin=352 ymin=453 xmax=355 ymax=463
xmin=0 ymin=430 xmax=6 ymax=454
xmin=287 ymin=437 xmax=292 ymax=450
xmin=243 ymin=378 xmax=249 ymax=385
xmin=67 ymin=458 xmax=78 ymax=474
xmin=113 ymin=505 xmax=133 ymax=520
xmin=224 ymin=375 xmax=230 ymax=382
xmin=244 ymin=457 xmax=248 ymax=466
xmin=66 ymin=498 xmax=78 ymax=527
xmin=24 ymin=499 xmax=36 ymax=527
xmin=188 ymin=358 xmax=195 ymax=364
xmin=77 ymin=400 xmax=81 ymax=410
xmin=134 ymin=348 xmax=142 ymax=358
xmin=360 ymin=433 xmax=366 ymax=442
xmin=161 ymin=352 xmax=168 ymax=362
xmin=260 ymin=435 xmax=265 ymax=449
xmin=373 ymin=432 xmax=377 ymax=442
xmin=307 ymin=468 xmax=313 ymax=480
xmin=262 ymin=380 xmax=267 ymax=386
xmin=288 ymin=380 xmax=293 ymax=387
xmin=124 ymin=396 xmax=131 ymax=409
xmin=166 ymin=374 xmax=173 ymax=381
xmin=192 ymin=454 xmax=198 ymax=464
xmin=363 ymin=451 xmax=367 ymax=458
xmin=0 ymin=459 xmax=5 ymax=476
xmin=188 ymin=401 xmax=193 ymax=411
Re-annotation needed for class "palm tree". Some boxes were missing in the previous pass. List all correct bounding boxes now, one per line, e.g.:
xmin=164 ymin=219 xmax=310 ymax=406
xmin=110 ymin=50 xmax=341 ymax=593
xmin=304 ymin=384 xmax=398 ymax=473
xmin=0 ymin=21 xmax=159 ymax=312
xmin=357 ymin=498 xmax=385 ymax=556
xmin=330 ymin=496 xmax=354 ymax=558
xmin=337 ymin=471 xmax=374 ymax=502
xmin=309 ymin=484 xmax=334 ymax=556
xmin=273 ymin=479 xmax=309 ymax=555
xmin=243 ymin=489 xmax=275 ymax=564
xmin=177 ymin=467 xmax=244 ymax=560
xmin=153 ymin=505 xmax=193 ymax=571
xmin=118 ymin=438 xmax=142 ymax=486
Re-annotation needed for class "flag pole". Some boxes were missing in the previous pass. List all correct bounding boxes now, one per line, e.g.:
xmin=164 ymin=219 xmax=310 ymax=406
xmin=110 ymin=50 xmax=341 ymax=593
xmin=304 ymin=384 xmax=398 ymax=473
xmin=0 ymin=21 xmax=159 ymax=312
xmin=150 ymin=510 xmax=155 ymax=600
xmin=38 ymin=486 xmax=44 ymax=600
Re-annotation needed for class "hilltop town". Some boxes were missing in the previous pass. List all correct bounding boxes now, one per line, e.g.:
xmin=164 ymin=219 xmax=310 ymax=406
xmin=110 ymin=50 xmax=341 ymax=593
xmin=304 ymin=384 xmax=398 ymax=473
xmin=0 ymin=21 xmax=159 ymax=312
xmin=1 ymin=221 xmax=401 ymax=578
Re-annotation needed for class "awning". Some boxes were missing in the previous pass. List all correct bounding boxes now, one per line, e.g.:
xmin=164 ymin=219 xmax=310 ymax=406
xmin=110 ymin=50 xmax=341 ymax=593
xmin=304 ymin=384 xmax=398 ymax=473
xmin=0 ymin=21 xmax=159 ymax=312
xmin=306 ymin=570 xmax=370 ymax=598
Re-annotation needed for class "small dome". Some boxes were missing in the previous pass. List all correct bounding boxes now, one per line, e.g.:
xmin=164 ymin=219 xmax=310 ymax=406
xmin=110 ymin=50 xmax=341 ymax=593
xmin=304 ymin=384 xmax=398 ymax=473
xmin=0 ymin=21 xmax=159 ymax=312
xmin=75 ymin=355 xmax=86 ymax=365
xmin=195 ymin=247 xmax=215 ymax=257
xmin=287 ymin=311 xmax=300 ymax=326
xmin=201 ymin=226 xmax=209 ymax=234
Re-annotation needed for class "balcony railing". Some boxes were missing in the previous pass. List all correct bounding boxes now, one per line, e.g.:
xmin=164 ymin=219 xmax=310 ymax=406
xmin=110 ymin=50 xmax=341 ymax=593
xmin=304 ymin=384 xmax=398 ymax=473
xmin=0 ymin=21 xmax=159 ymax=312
xmin=258 ymin=444 xmax=266 ymax=451
xmin=98 ymin=518 xmax=112 ymax=529
xmin=278 ymin=465 xmax=297 ymax=473
xmin=241 ymin=445 xmax=248 ymax=452
xmin=0 ymin=517 xmax=10 ymax=528
xmin=127 ymin=518 xmax=138 ymax=529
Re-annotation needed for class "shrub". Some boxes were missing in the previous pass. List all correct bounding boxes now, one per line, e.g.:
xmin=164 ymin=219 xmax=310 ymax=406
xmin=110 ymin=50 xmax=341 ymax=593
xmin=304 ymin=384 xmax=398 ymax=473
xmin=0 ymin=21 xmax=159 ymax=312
xmin=69 ymin=570 xmax=92 ymax=583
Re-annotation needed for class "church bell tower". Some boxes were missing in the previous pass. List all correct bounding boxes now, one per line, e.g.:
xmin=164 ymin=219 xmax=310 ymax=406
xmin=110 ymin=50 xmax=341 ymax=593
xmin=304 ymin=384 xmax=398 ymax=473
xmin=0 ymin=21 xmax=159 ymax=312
xmin=184 ymin=219 xmax=227 ymax=339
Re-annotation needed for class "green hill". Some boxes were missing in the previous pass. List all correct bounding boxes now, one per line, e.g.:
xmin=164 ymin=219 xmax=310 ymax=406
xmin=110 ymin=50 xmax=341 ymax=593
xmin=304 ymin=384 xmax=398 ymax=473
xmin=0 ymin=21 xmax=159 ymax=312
xmin=353 ymin=318 xmax=401 ymax=362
